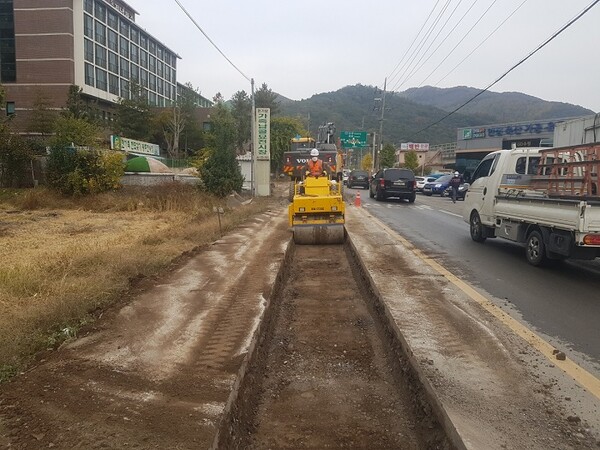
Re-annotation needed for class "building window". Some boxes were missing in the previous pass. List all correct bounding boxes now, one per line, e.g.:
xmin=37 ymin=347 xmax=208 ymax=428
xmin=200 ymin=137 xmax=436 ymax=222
xmin=109 ymin=73 xmax=119 ymax=95
xmin=140 ymin=68 xmax=147 ymax=87
xmin=120 ymin=79 xmax=129 ymax=99
xmin=107 ymin=28 xmax=118 ymax=52
xmin=149 ymin=73 xmax=156 ymax=91
xmin=157 ymin=78 xmax=164 ymax=95
xmin=130 ymin=63 xmax=139 ymax=82
xmin=107 ymin=10 xmax=118 ymax=29
xmin=84 ymin=0 xmax=93 ymax=14
xmin=119 ymin=36 xmax=129 ymax=58
xmin=95 ymin=68 xmax=107 ymax=91
xmin=139 ymin=50 xmax=147 ymax=69
xmin=148 ymin=55 xmax=155 ymax=74
xmin=84 ymin=14 xmax=93 ymax=38
xmin=149 ymin=92 xmax=157 ymax=106
xmin=95 ymin=21 xmax=105 ymax=45
xmin=120 ymin=57 xmax=129 ymax=77
xmin=139 ymin=34 xmax=147 ymax=50
xmin=119 ymin=19 xmax=129 ymax=38
xmin=130 ymin=28 xmax=139 ymax=44
xmin=157 ymin=46 xmax=163 ymax=61
xmin=94 ymin=1 xmax=106 ymax=22
xmin=95 ymin=44 xmax=106 ymax=68
xmin=130 ymin=44 xmax=138 ymax=64
xmin=85 ymin=63 xmax=94 ymax=86
xmin=149 ymin=40 xmax=156 ymax=56
xmin=108 ymin=51 xmax=118 ymax=74
xmin=156 ymin=60 xmax=163 ymax=78
xmin=84 ymin=38 xmax=94 ymax=62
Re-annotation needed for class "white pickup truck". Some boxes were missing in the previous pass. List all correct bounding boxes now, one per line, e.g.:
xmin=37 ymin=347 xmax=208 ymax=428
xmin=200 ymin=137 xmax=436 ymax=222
xmin=463 ymin=145 xmax=600 ymax=266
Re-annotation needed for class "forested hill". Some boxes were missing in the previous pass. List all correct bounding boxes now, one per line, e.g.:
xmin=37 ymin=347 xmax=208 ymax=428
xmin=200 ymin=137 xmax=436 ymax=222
xmin=277 ymin=84 xmax=594 ymax=146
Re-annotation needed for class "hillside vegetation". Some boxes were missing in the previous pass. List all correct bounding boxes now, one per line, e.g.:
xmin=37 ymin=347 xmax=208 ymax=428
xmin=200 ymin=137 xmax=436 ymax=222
xmin=278 ymin=84 xmax=594 ymax=146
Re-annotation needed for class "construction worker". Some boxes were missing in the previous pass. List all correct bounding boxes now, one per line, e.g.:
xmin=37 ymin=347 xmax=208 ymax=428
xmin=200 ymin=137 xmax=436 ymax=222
xmin=304 ymin=148 xmax=330 ymax=178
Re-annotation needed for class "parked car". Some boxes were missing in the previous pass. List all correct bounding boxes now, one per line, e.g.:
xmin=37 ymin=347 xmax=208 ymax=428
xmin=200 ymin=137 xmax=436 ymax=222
xmin=347 ymin=170 xmax=370 ymax=189
xmin=422 ymin=174 xmax=453 ymax=196
xmin=415 ymin=176 xmax=437 ymax=192
xmin=369 ymin=168 xmax=416 ymax=202
xmin=444 ymin=182 xmax=469 ymax=200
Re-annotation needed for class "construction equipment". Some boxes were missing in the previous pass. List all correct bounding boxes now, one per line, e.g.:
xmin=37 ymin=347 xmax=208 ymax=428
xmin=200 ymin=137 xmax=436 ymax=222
xmin=288 ymin=175 xmax=345 ymax=245
xmin=282 ymin=122 xmax=339 ymax=201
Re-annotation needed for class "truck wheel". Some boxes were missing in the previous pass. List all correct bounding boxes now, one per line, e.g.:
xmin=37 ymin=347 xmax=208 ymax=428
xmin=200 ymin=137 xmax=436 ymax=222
xmin=288 ymin=184 xmax=295 ymax=202
xmin=469 ymin=212 xmax=486 ymax=243
xmin=526 ymin=230 xmax=546 ymax=266
xmin=408 ymin=193 xmax=416 ymax=203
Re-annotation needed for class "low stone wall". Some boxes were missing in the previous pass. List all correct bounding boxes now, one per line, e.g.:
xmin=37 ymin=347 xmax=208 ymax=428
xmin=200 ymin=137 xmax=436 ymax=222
xmin=121 ymin=172 xmax=200 ymax=186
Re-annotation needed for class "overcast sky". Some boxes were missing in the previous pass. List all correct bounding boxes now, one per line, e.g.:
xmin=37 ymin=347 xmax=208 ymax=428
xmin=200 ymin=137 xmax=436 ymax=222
xmin=127 ymin=0 xmax=600 ymax=112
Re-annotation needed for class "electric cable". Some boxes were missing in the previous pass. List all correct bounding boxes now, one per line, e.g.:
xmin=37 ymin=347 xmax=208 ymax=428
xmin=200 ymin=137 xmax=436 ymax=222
xmin=411 ymin=0 xmax=600 ymax=137
xmin=434 ymin=0 xmax=528 ymax=86
xmin=409 ymin=0 xmax=498 ymax=90
xmin=391 ymin=0 xmax=479 ymax=92
xmin=173 ymin=0 xmax=251 ymax=82
xmin=387 ymin=0 xmax=442 ymax=84
xmin=389 ymin=0 xmax=452 ymax=87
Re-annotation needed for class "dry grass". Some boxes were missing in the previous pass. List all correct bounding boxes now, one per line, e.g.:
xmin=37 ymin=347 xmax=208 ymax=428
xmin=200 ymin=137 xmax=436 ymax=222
xmin=0 ymin=184 xmax=275 ymax=378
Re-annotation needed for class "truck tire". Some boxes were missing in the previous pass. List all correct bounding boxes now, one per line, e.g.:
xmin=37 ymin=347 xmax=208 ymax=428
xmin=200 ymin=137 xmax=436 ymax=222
xmin=408 ymin=193 xmax=416 ymax=203
xmin=469 ymin=212 xmax=486 ymax=243
xmin=526 ymin=230 xmax=546 ymax=266
xmin=288 ymin=184 xmax=295 ymax=202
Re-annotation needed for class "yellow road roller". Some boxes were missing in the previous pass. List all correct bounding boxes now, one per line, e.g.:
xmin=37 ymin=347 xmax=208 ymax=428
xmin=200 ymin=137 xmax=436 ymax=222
xmin=288 ymin=175 xmax=346 ymax=244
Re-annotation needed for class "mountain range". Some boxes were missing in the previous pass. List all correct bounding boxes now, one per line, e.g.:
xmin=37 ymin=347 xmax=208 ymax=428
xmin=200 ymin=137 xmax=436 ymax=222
xmin=278 ymin=84 xmax=595 ymax=146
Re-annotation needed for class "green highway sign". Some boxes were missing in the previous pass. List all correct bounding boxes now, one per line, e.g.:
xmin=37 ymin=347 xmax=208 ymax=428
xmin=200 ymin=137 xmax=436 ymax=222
xmin=340 ymin=131 xmax=368 ymax=149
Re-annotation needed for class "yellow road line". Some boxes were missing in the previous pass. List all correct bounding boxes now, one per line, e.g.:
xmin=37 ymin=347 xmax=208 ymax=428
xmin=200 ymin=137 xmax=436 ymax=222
xmin=358 ymin=207 xmax=600 ymax=401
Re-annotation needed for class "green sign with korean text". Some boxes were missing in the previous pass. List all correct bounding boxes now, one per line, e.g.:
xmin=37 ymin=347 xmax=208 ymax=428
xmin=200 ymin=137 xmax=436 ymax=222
xmin=340 ymin=131 xmax=367 ymax=148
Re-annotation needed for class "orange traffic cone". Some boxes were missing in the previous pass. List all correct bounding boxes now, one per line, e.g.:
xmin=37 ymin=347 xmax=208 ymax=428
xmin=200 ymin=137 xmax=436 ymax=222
xmin=355 ymin=191 xmax=361 ymax=207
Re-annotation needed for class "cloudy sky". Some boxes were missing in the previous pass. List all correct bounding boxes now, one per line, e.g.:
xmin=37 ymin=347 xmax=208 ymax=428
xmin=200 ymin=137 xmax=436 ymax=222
xmin=127 ymin=0 xmax=600 ymax=112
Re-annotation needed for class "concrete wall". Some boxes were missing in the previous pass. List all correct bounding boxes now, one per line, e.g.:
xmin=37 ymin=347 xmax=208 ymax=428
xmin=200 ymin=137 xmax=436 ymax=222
xmin=121 ymin=173 xmax=200 ymax=186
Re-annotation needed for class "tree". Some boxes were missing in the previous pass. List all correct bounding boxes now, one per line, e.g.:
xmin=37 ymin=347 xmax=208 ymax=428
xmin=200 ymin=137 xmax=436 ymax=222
xmin=62 ymin=85 xmax=100 ymax=122
xmin=0 ymin=128 xmax=33 ymax=188
xmin=380 ymin=143 xmax=396 ymax=168
xmin=255 ymin=83 xmax=279 ymax=116
xmin=51 ymin=115 xmax=102 ymax=148
xmin=115 ymin=82 xmax=154 ymax=141
xmin=230 ymin=90 xmax=251 ymax=151
xmin=404 ymin=150 xmax=419 ymax=172
xmin=177 ymin=82 xmax=205 ymax=154
xmin=361 ymin=153 xmax=373 ymax=171
xmin=270 ymin=116 xmax=305 ymax=173
xmin=156 ymin=106 xmax=185 ymax=158
xmin=212 ymin=92 xmax=224 ymax=104
xmin=198 ymin=105 xmax=243 ymax=197
xmin=27 ymin=91 xmax=56 ymax=137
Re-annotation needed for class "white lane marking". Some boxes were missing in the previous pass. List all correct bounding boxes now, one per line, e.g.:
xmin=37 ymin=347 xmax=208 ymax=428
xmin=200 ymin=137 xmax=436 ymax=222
xmin=439 ymin=209 xmax=462 ymax=218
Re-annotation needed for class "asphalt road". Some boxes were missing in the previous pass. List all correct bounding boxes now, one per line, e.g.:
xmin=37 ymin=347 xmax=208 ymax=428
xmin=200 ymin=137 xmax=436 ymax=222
xmin=347 ymin=186 xmax=600 ymax=379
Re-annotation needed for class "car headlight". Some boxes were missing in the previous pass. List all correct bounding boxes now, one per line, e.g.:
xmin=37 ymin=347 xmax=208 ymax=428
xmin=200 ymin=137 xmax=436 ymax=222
xmin=435 ymin=183 xmax=441 ymax=188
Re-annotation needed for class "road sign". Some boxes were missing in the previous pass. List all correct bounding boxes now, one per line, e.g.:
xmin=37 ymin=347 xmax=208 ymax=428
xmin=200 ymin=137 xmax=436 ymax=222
xmin=340 ymin=131 xmax=367 ymax=149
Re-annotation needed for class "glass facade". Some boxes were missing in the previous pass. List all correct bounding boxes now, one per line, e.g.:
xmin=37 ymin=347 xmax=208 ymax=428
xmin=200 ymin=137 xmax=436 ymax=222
xmin=83 ymin=0 xmax=177 ymax=105
xmin=0 ymin=0 xmax=16 ymax=82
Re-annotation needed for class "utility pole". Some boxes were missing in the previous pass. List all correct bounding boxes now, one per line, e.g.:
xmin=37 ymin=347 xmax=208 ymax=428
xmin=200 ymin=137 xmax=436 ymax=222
xmin=250 ymin=78 xmax=256 ymax=197
xmin=376 ymin=78 xmax=387 ymax=171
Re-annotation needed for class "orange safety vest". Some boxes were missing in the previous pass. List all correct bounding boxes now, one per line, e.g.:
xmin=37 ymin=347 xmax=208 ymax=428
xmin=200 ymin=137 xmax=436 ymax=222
xmin=306 ymin=159 xmax=324 ymax=176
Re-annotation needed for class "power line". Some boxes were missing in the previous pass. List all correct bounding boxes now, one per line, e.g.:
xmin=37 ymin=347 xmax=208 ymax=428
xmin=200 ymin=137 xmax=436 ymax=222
xmin=391 ymin=0 xmax=477 ymax=92
xmin=434 ymin=0 xmax=528 ymax=86
xmin=411 ymin=0 xmax=600 ymax=137
xmin=412 ymin=0 xmax=498 ymax=89
xmin=388 ymin=0 xmax=452 ymax=87
xmin=387 ymin=0 xmax=442 ymax=84
xmin=173 ymin=0 xmax=251 ymax=82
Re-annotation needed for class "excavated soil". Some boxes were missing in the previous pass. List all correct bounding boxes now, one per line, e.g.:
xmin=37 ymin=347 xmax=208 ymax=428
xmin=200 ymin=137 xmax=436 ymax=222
xmin=219 ymin=243 xmax=451 ymax=449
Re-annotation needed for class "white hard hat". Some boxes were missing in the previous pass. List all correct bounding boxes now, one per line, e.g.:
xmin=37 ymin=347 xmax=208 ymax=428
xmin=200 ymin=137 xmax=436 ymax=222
xmin=454 ymin=171 xmax=459 ymax=176
xmin=310 ymin=148 xmax=319 ymax=157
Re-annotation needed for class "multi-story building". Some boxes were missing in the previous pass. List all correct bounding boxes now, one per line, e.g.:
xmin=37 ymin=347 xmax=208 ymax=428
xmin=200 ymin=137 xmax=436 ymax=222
xmin=2 ymin=0 xmax=184 ymax=130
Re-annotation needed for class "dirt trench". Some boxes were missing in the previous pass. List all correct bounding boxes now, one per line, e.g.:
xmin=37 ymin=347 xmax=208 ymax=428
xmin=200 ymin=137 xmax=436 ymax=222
xmin=217 ymin=242 xmax=452 ymax=449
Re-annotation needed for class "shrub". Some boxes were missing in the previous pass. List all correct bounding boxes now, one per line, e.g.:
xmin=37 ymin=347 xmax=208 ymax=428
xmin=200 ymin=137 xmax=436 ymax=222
xmin=47 ymin=147 xmax=124 ymax=195
xmin=0 ymin=131 xmax=34 ymax=188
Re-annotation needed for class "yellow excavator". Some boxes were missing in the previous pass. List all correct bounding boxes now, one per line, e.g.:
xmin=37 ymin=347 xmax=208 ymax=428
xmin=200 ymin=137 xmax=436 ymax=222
xmin=288 ymin=174 xmax=346 ymax=245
